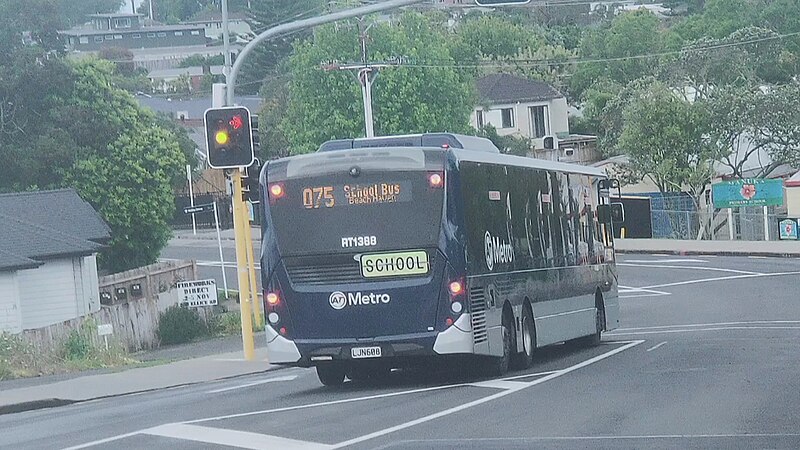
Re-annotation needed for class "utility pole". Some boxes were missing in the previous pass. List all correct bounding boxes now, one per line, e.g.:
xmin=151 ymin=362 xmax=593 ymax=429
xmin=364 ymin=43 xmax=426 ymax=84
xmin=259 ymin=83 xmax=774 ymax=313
xmin=322 ymin=18 xmax=402 ymax=138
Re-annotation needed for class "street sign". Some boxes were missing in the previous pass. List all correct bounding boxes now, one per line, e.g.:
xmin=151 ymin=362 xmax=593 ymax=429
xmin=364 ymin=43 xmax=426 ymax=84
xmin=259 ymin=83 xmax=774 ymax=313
xmin=712 ymin=178 xmax=784 ymax=208
xmin=176 ymin=279 xmax=218 ymax=307
xmin=97 ymin=324 xmax=113 ymax=336
xmin=779 ymin=218 xmax=798 ymax=240
xmin=183 ymin=203 xmax=215 ymax=215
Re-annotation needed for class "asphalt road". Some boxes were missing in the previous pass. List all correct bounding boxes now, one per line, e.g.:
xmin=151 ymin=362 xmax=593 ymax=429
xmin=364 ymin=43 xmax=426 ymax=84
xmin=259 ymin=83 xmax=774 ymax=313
xmin=3 ymin=254 xmax=800 ymax=449
xmin=160 ymin=235 xmax=260 ymax=293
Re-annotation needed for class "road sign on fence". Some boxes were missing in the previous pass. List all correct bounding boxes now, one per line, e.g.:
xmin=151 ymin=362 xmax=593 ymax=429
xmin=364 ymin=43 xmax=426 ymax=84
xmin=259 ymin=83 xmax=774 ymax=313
xmin=183 ymin=203 xmax=215 ymax=215
xmin=712 ymin=178 xmax=783 ymax=208
xmin=779 ymin=218 xmax=798 ymax=240
xmin=176 ymin=279 xmax=218 ymax=307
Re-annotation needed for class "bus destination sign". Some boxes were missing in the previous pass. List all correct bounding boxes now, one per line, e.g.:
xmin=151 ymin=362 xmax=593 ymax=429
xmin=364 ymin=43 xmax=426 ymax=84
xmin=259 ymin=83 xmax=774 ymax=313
xmin=302 ymin=181 xmax=412 ymax=209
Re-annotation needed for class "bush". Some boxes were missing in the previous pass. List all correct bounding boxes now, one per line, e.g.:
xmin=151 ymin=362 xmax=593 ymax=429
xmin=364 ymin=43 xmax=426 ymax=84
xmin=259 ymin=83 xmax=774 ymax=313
xmin=64 ymin=330 xmax=91 ymax=360
xmin=209 ymin=311 xmax=242 ymax=336
xmin=157 ymin=305 xmax=208 ymax=345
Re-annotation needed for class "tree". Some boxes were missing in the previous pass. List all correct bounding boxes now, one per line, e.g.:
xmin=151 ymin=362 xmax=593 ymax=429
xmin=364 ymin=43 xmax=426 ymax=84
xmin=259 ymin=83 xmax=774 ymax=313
xmin=280 ymin=13 xmax=475 ymax=154
xmin=615 ymin=81 xmax=716 ymax=206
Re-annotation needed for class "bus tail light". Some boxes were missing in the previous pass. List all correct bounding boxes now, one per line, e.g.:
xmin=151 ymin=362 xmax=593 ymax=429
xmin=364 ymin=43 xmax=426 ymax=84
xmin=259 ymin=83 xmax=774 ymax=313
xmin=268 ymin=182 xmax=285 ymax=204
xmin=428 ymin=172 xmax=444 ymax=188
xmin=448 ymin=280 xmax=464 ymax=297
xmin=264 ymin=286 xmax=293 ymax=337
xmin=266 ymin=292 xmax=280 ymax=307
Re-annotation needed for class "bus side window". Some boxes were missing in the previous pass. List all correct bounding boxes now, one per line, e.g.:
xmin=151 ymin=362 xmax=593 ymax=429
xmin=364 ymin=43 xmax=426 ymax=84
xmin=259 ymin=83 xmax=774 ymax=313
xmin=569 ymin=173 xmax=588 ymax=265
xmin=560 ymin=173 xmax=575 ymax=266
xmin=549 ymin=172 xmax=566 ymax=267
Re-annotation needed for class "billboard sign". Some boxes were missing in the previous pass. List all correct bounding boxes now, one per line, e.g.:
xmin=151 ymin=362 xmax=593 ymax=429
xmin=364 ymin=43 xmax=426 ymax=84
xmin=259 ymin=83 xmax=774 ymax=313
xmin=712 ymin=178 xmax=783 ymax=208
xmin=779 ymin=218 xmax=798 ymax=240
xmin=176 ymin=279 xmax=218 ymax=307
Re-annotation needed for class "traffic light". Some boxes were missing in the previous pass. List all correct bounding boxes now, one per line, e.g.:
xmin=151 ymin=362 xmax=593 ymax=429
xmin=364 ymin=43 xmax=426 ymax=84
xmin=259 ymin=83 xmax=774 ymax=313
xmin=474 ymin=0 xmax=530 ymax=5
xmin=251 ymin=114 xmax=260 ymax=156
xmin=204 ymin=106 xmax=255 ymax=169
xmin=241 ymin=159 xmax=262 ymax=203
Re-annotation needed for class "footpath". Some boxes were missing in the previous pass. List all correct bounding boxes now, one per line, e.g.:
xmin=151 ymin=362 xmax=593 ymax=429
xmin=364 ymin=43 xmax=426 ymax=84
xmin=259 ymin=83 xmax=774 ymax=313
xmin=0 ymin=333 xmax=274 ymax=415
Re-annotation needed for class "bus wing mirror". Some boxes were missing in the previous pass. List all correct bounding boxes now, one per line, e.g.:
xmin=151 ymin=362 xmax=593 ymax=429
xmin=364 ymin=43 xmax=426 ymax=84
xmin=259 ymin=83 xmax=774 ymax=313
xmin=611 ymin=203 xmax=625 ymax=223
xmin=597 ymin=205 xmax=611 ymax=224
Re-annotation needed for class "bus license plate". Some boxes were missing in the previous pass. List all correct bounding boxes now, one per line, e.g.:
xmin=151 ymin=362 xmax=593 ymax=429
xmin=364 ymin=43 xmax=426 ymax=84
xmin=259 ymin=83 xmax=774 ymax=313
xmin=351 ymin=346 xmax=382 ymax=359
xmin=360 ymin=250 xmax=429 ymax=278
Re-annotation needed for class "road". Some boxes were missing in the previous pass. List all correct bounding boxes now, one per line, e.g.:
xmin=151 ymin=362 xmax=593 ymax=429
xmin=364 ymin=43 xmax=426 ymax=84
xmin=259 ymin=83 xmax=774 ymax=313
xmin=3 ymin=254 xmax=800 ymax=449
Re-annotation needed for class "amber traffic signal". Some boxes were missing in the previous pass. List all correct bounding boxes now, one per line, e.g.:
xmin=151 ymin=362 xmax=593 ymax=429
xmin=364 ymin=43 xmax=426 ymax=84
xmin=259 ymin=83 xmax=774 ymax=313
xmin=204 ymin=106 xmax=255 ymax=169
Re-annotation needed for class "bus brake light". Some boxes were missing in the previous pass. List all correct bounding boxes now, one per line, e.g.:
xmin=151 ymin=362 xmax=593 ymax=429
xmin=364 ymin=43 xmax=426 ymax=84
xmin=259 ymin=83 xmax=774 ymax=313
xmin=266 ymin=292 xmax=280 ymax=306
xmin=428 ymin=172 xmax=444 ymax=188
xmin=448 ymin=280 xmax=464 ymax=297
xmin=269 ymin=183 xmax=285 ymax=200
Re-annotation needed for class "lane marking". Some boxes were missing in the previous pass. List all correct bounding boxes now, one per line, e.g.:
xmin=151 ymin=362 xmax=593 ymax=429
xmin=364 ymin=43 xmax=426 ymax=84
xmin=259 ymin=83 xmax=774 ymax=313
xmin=623 ymin=259 xmax=708 ymax=264
xmin=639 ymin=270 xmax=800 ymax=290
xmin=329 ymin=340 xmax=644 ymax=449
xmin=63 ymin=432 xmax=143 ymax=450
xmin=469 ymin=380 xmax=530 ymax=390
xmin=646 ymin=341 xmax=667 ymax=352
xmin=610 ymin=326 xmax=800 ymax=336
xmin=206 ymin=375 xmax=299 ymax=394
xmin=617 ymin=285 xmax=670 ymax=295
xmin=496 ymin=370 xmax=559 ymax=381
xmin=620 ymin=293 xmax=671 ymax=299
xmin=615 ymin=320 xmax=800 ymax=332
xmin=378 ymin=433 xmax=800 ymax=445
xmin=618 ymin=263 xmax=761 ymax=275
xmin=142 ymin=423 xmax=332 ymax=450
xmin=749 ymin=256 xmax=769 ymax=259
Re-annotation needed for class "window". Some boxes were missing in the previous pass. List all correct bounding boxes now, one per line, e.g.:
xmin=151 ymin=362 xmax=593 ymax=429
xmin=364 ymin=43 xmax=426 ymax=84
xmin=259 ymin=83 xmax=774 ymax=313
xmin=175 ymin=31 xmax=183 ymax=36
xmin=114 ymin=18 xmax=131 ymax=28
xmin=132 ymin=34 xmax=141 ymax=39
xmin=147 ymin=33 xmax=156 ymax=38
xmin=530 ymin=105 xmax=549 ymax=138
xmin=191 ymin=30 xmax=200 ymax=36
xmin=94 ymin=36 xmax=104 ymax=42
xmin=501 ymin=108 xmax=514 ymax=128
xmin=104 ymin=35 xmax=114 ymax=40
xmin=79 ymin=36 xmax=89 ymax=44
xmin=475 ymin=110 xmax=484 ymax=128
xmin=113 ymin=34 xmax=123 ymax=40
xmin=157 ymin=32 xmax=167 ymax=37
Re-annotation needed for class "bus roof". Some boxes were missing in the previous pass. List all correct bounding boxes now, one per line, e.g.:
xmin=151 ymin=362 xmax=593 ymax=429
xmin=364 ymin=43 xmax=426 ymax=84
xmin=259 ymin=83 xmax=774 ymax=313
xmin=451 ymin=148 xmax=608 ymax=178
xmin=318 ymin=133 xmax=500 ymax=153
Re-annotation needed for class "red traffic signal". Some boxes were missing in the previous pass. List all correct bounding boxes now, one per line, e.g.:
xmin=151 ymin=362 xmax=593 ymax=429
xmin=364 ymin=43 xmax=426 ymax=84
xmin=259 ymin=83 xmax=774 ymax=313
xmin=204 ymin=106 xmax=255 ymax=169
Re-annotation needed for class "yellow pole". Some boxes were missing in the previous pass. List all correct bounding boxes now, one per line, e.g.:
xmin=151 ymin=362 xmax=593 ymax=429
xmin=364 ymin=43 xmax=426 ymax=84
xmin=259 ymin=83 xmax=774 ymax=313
xmin=231 ymin=170 xmax=255 ymax=360
xmin=242 ymin=207 xmax=262 ymax=326
xmin=621 ymin=227 xmax=626 ymax=239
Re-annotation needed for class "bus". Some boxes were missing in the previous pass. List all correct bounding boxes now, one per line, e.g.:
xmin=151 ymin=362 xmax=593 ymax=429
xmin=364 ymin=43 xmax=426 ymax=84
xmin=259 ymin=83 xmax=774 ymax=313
xmin=258 ymin=133 xmax=621 ymax=385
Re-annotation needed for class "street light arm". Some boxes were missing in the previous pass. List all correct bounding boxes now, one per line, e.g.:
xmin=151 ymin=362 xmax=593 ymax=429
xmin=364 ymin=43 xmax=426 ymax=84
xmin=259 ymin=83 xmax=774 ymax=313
xmin=226 ymin=0 xmax=425 ymax=105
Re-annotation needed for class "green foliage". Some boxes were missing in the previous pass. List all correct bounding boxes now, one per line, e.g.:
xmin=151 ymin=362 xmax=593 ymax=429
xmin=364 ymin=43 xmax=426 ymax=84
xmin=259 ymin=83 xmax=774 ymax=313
xmin=64 ymin=329 xmax=92 ymax=360
xmin=0 ymin=333 xmax=39 ymax=380
xmin=477 ymin=125 xmax=531 ymax=157
xmin=158 ymin=306 xmax=209 ymax=345
xmin=179 ymin=54 xmax=225 ymax=68
xmin=281 ymin=12 xmax=475 ymax=154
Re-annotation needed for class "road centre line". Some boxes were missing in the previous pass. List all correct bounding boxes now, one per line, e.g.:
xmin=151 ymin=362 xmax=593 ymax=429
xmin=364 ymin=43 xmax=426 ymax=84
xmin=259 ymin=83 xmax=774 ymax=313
xmin=615 ymin=320 xmax=800 ymax=332
xmin=638 ymin=270 xmax=800 ymax=290
xmin=206 ymin=375 xmax=299 ymax=394
xmin=620 ymin=293 xmax=671 ymax=299
xmin=63 ymin=342 xmax=642 ymax=449
xmin=617 ymin=263 xmax=761 ymax=275
xmin=329 ymin=340 xmax=644 ymax=449
xmin=646 ymin=342 xmax=667 ymax=352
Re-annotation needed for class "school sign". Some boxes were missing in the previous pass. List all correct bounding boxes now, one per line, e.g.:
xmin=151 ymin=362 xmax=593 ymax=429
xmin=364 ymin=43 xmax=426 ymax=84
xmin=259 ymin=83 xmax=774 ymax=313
xmin=712 ymin=178 xmax=784 ymax=209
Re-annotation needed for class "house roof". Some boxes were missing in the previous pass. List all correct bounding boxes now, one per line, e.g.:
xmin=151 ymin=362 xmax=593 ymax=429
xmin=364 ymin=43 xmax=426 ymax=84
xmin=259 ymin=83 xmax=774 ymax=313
xmin=88 ymin=13 xmax=143 ymax=19
xmin=136 ymin=95 xmax=263 ymax=120
xmin=60 ymin=24 xmax=204 ymax=36
xmin=148 ymin=65 xmax=224 ymax=79
xmin=0 ymin=189 xmax=110 ymax=271
xmin=185 ymin=11 xmax=249 ymax=23
xmin=476 ymin=73 xmax=563 ymax=105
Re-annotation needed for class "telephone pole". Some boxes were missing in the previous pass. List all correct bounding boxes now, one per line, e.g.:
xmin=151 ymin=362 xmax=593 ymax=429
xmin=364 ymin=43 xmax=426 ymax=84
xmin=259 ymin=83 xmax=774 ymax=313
xmin=322 ymin=18 xmax=402 ymax=138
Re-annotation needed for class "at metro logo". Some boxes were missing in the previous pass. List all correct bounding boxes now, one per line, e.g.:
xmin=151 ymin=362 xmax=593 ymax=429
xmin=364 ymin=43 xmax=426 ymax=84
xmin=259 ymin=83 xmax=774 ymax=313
xmin=329 ymin=291 xmax=390 ymax=310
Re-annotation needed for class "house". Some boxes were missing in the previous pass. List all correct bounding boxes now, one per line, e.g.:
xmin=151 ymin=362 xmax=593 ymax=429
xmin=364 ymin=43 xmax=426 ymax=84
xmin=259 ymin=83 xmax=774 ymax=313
xmin=184 ymin=11 xmax=253 ymax=41
xmin=147 ymin=65 xmax=224 ymax=93
xmin=0 ymin=189 xmax=111 ymax=334
xmin=59 ymin=13 xmax=207 ymax=52
xmin=472 ymin=73 xmax=599 ymax=163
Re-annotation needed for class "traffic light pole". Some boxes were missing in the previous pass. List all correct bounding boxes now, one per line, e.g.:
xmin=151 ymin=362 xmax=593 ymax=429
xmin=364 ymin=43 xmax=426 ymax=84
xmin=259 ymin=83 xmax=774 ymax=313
xmin=231 ymin=170 xmax=256 ymax=361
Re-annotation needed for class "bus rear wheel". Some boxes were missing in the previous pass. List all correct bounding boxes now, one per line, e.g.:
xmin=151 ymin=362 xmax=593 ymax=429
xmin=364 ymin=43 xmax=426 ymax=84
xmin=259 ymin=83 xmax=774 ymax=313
xmin=316 ymin=364 xmax=346 ymax=386
xmin=575 ymin=307 xmax=604 ymax=347
xmin=512 ymin=305 xmax=535 ymax=370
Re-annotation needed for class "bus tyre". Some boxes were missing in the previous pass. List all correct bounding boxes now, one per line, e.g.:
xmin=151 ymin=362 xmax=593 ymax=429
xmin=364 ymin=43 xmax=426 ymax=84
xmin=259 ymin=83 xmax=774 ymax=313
xmin=488 ymin=312 xmax=513 ymax=376
xmin=316 ymin=364 xmax=346 ymax=386
xmin=512 ymin=305 xmax=535 ymax=370
xmin=576 ymin=307 xmax=604 ymax=347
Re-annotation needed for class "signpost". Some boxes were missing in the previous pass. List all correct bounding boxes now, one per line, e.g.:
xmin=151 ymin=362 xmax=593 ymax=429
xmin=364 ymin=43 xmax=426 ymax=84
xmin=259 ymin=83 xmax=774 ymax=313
xmin=712 ymin=179 xmax=784 ymax=241
xmin=182 ymin=202 xmax=228 ymax=296
xmin=177 ymin=279 xmax=219 ymax=307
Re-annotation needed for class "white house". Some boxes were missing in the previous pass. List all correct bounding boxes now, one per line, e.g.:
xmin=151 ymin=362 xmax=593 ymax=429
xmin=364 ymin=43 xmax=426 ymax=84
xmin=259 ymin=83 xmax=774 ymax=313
xmin=183 ymin=11 xmax=252 ymax=41
xmin=472 ymin=73 xmax=599 ymax=164
xmin=0 ymin=189 xmax=110 ymax=334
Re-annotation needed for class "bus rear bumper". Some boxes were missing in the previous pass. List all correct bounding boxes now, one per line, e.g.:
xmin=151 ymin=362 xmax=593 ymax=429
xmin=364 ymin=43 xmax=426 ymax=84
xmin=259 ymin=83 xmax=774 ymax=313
xmin=265 ymin=325 xmax=302 ymax=364
xmin=433 ymin=313 xmax=473 ymax=355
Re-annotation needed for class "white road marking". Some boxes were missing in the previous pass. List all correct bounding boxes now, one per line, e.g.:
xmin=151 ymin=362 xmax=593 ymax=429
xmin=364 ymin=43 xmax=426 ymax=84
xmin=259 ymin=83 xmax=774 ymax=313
xmin=611 ymin=326 xmax=800 ymax=336
xmin=748 ymin=256 xmax=769 ymax=259
xmin=646 ymin=341 xmax=667 ymax=352
xmin=142 ymin=423 xmax=332 ymax=450
xmin=618 ymin=285 xmax=670 ymax=295
xmin=639 ymin=270 xmax=800 ymax=290
xmin=329 ymin=340 xmax=644 ymax=449
xmin=623 ymin=259 xmax=708 ymax=264
xmin=65 ymin=342 xmax=643 ymax=449
xmin=496 ymin=370 xmax=559 ymax=380
xmin=206 ymin=375 xmax=298 ymax=394
xmin=386 ymin=433 xmax=800 ymax=444
xmin=615 ymin=320 xmax=800 ymax=332
xmin=617 ymin=285 xmax=671 ymax=299
xmin=620 ymin=293 xmax=672 ymax=299
xmin=618 ymin=263 xmax=761 ymax=275
xmin=469 ymin=379 xmax=530 ymax=390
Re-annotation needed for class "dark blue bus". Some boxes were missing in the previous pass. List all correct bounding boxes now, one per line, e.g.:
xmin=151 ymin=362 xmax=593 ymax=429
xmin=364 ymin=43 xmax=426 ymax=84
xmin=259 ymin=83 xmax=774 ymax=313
xmin=259 ymin=133 xmax=620 ymax=385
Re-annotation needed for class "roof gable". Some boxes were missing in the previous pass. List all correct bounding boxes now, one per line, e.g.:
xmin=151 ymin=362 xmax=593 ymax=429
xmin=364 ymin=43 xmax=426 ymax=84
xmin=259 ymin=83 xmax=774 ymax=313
xmin=476 ymin=73 xmax=563 ymax=105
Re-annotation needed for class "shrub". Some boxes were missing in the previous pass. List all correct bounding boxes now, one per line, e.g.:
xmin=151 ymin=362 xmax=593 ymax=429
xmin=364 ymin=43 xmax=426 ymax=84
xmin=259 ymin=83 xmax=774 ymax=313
xmin=157 ymin=305 xmax=208 ymax=345
xmin=64 ymin=330 xmax=92 ymax=360
xmin=209 ymin=311 xmax=242 ymax=336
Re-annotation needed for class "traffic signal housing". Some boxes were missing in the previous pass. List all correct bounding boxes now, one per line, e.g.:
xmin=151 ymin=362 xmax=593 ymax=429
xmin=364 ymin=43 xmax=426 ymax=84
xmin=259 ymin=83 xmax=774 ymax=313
xmin=204 ymin=106 xmax=255 ymax=169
